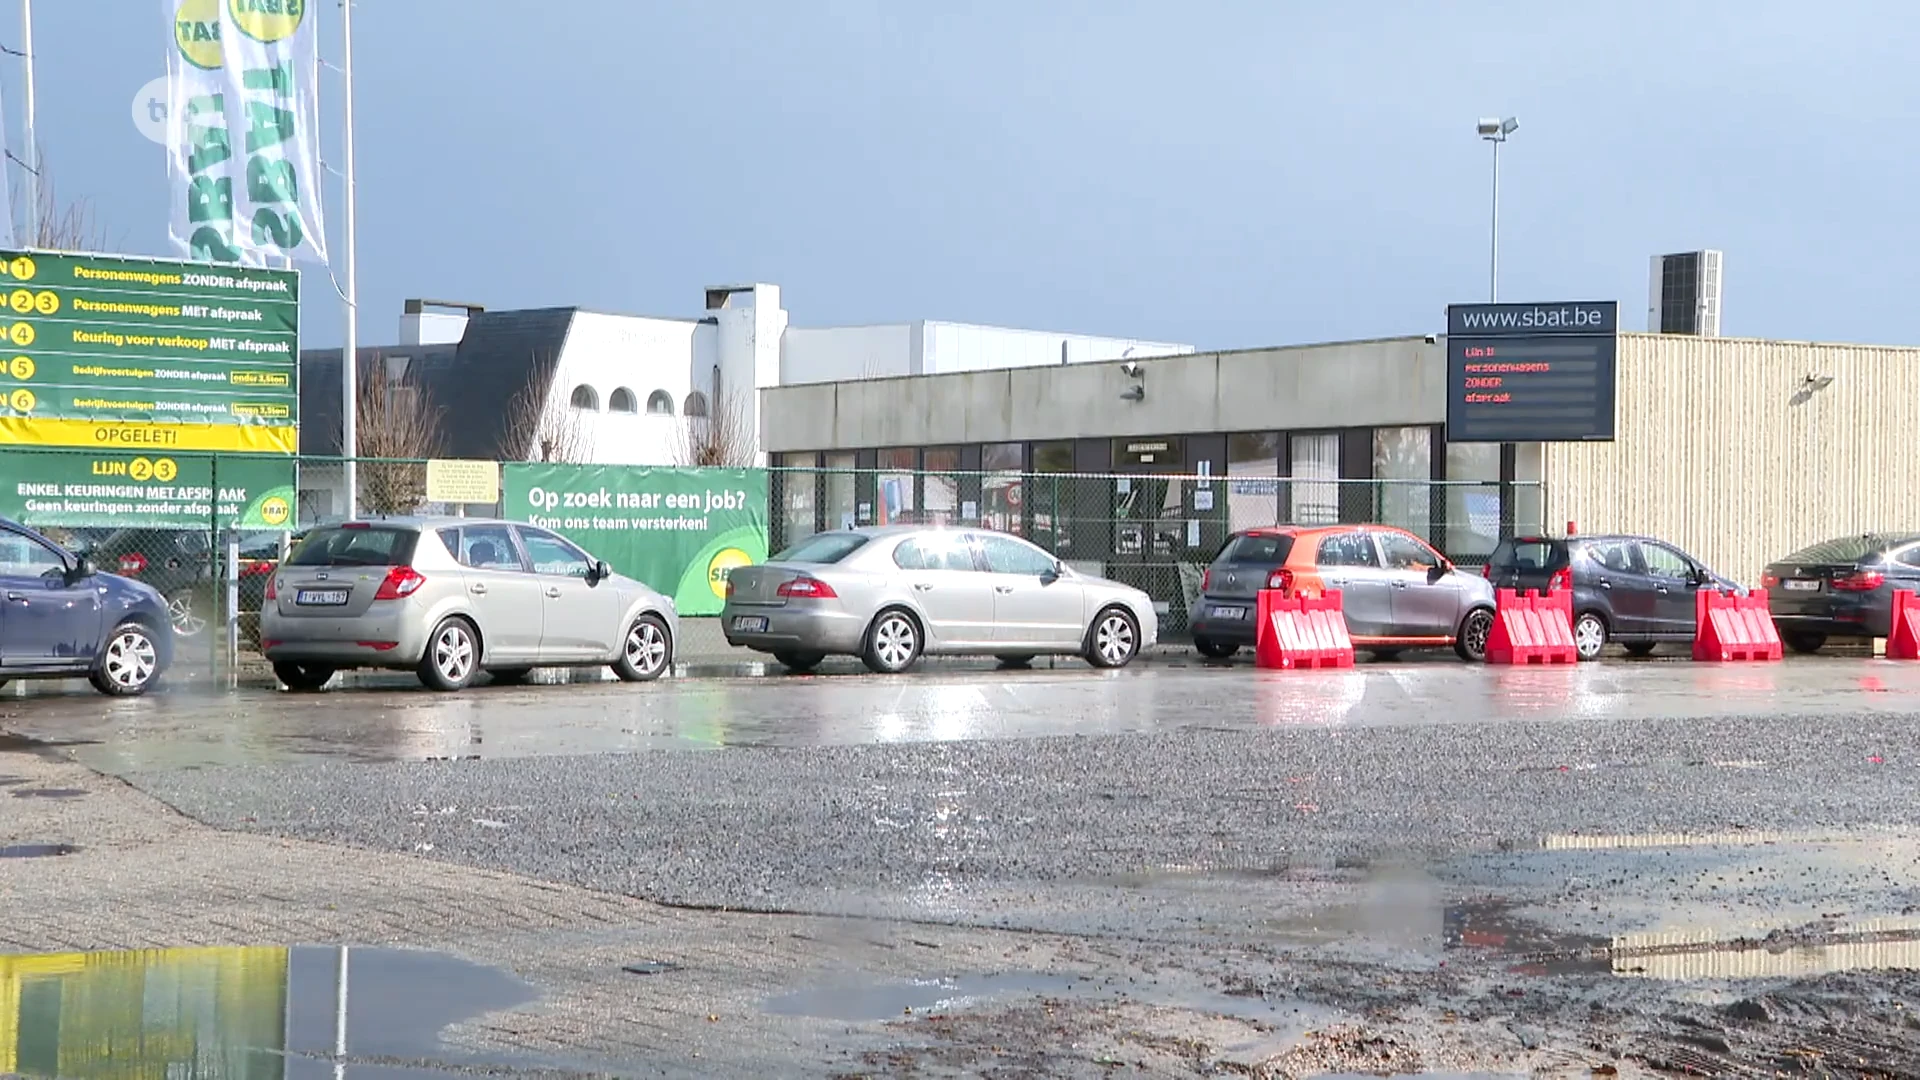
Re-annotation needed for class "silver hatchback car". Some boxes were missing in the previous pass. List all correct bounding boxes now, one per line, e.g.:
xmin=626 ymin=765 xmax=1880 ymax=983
xmin=260 ymin=517 xmax=679 ymax=692
xmin=721 ymin=526 xmax=1159 ymax=673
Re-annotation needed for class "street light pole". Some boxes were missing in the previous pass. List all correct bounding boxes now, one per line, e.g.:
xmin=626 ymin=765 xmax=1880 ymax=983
xmin=1476 ymin=117 xmax=1518 ymax=302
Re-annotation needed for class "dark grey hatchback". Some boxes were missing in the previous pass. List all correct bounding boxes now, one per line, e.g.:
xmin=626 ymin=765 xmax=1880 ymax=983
xmin=1486 ymin=533 xmax=1740 ymax=661
xmin=1762 ymin=532 xmax=1920 ymax=653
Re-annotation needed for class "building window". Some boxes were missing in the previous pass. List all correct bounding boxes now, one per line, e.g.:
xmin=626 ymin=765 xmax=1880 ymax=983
xmin=569 ymin=385 xmax=599 ymax=411
xmin=981 ymin=442 xmax=1023 ymax=536
xmin=608 ymin=387 xmax=637 ymax=413
xmin=1227 ymin=432 xmax=1281 ymax=532
xmin=1444 ymin=442 xmax=1501 ymax=558
xmin=1033 ymin=442 xmax=1075 ymax=473
xmin=1372 ymin=426 xmax=1432 ymax=540
xmin=823 ymin=451 xmax=857 ymax=531
xmin=645 ymin=390 xmax=674 ymax=415
xmin=683 ymin=391 xmax=709 ymax=418
xmin=877 ymin=448 xmax=917 ymax=525
xmin=778 ymin=451 xmax=818 ymax=545
xmin=922 ymin=446 xmax=960 ymax=525
xmin=1288 ymin=433 xmax=1339 ymax=526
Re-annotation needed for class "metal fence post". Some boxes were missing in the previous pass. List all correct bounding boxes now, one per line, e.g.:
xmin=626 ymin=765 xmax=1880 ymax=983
xmin=224 ymin=526 xmax=240 ymax=686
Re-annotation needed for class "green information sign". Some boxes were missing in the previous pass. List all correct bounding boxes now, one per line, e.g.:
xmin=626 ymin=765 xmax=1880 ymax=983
xmin=0 ymin=449 xmax=297 ymax=530
xmin=0 ymin=250 xmax=299 ymax=454
xmin=502 ymin=464 xmax=770 ymax=617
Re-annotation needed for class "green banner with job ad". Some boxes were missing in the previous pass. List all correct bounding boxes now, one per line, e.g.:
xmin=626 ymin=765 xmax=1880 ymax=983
xmin=502 ymin=464 xmax=769 ymax=617
xmin=0 ymin=450 xmax=296 ymax=530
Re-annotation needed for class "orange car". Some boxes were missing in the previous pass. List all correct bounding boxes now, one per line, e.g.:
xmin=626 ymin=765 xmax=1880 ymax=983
xmin=1188 ymin=524 xmax=1498 ymax=661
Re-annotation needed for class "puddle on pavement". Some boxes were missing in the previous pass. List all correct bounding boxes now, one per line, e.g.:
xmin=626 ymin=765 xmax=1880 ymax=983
xmin=764 ymin=970 xmax=1335 ymax=1029
xmin=0 ymin=843 xmax=76 ymax=858
xmin=0 ymin=944 xmax=536 ymax=1079
xmin=1446 ymin=900 xmax=1920 ymax=981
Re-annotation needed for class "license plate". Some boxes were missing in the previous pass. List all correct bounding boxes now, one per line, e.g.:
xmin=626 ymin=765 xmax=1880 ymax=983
xmin=731 ymin=615 xmax=769 ymax=633
xmin=1211 ymin=606 xmax=1246 ymax=620
xmin=296 ymin=588 xmax=349 ymax=606
xmin=1783 ymin=579 xmax=1819 ymax=591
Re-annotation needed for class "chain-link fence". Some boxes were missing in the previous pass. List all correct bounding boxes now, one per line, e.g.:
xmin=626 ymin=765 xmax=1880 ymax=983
xmin=0 ymin=449 xmax=1543 ymax=670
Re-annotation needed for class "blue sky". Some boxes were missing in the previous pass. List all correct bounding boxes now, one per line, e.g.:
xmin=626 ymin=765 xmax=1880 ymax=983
xmin=16 ymin=1 xmax=1920 ymax=349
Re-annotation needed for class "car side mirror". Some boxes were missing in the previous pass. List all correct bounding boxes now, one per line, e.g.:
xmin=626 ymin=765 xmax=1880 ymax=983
xmin=1041 ymin=561 xmax=1063 ymax=584
xmin=66 ymin=556 xmax=93 ymax=584
xmin=1426 ymin=562 xmax=1449 ymax=584
xmin=587 ymin=560 xmax=611 ymax=586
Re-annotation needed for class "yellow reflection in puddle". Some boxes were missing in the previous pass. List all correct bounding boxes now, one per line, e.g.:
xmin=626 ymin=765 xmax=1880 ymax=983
xmin=1614 ymin=915 xmax=1920 ymax=981
xmin=0 ymin=946 xmax=288 ymax=1079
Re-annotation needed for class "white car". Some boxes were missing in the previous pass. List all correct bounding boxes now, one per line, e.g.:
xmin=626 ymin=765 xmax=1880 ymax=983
xmin=720 ymin=526 xmax=1158 ymax=673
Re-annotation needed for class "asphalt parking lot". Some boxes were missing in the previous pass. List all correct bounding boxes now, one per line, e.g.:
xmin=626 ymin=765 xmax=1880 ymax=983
xmin=9 ymin=646 xmax=1920 ymax=1075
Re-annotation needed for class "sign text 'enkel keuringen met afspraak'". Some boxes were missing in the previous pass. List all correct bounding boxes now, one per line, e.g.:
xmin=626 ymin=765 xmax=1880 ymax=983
xmin=0 ymin=250 xmax=300 ymax=454
xmin=1444 ymin=301 xmax=1618 ymax=444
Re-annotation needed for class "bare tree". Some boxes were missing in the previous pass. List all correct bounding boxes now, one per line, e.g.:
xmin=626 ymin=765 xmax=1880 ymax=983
xmin=673 ymin=376 xmax=756 ymax=468
xmin=27 ymin=152 xmax=111 ymax=251
xmin=503 ymin=351 xmax=595 ymax=463
xmin=352 ymin=355 xmax=447 ymax=514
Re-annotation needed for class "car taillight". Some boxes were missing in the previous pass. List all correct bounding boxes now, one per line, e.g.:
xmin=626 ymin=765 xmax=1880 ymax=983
xmin=724 ymin=578 xmax=735 ymax=597
xmin=1549 ymin=568 xmax=1572 ymax=593
xmin=777 ymin=576 xmax=837 ymax=599
xmin=1266 ymin=568 xmax=1294 ymax=593
xmin=1481 ymin=563 xmax=1492 ymax=579
xmin=265 ymin=576 xmax=278 ymax=601
xmin=1832 ymin=570 xmax=1885 ymax=592
xmin=118 ymin=552 xmax=147 ymax=575
xmin=1760 ymin=572 xmax=1780 ymax=588
xmin=1201 ymin=568 xmax=1212 ymax=591
xmin=373 ymin=565 xmax=426 ymax=600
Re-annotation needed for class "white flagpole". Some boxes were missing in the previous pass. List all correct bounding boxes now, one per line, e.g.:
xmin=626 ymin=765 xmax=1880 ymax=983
xmin=20 ymin=0 xmax=37 ymax=245
xmin=339 ymin=0 xmax=359 ymax=518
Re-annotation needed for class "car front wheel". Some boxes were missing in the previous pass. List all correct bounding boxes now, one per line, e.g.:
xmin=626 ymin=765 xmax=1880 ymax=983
xmin=418 ymin=617 xmax=480 ymax=692
xmin=1572 ymin=612 xmax=1608 ymax=662
xmin=166 ymin=587 xmax=207 ymax=638
xmin=92 ymin=622 xmax=161 ymax=697
xmin=1087 ymin=607 xmax=1141 ymax=669
xmin=1454 ymin=608 xmax=1494 ymax=662
xmin=613 ymin=614 xmax=672 ymax=682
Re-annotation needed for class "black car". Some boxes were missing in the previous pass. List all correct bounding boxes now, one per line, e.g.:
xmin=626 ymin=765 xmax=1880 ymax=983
xmin=1763 ymin=532 xmax=1920 ymax=653
xmin=1485 ymin=533 xmax=1740 ymax=661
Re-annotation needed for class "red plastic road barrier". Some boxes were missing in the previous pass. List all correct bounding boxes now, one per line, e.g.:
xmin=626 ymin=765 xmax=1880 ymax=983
xmin=1485 ymin=588 xmax=1578 ymax=665
xmin=1890 ymin=590 xmax=1920 ymax=661
xmin=1692 ymin=588 xmax=1784 ymax=662
xmin=1255 ymin=588 xmax=1356 ymax=670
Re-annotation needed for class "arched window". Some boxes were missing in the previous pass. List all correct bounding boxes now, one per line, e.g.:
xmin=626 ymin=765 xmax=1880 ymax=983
xmin=682 ymin=391 xmax=709 ymax=418
xmin=608 ymin=387 xmax=637 ymax=413
xmin=569 ymin=384 xmax=599 ymax=411
xmin=645 ymin=390 xmax=675 ymax=415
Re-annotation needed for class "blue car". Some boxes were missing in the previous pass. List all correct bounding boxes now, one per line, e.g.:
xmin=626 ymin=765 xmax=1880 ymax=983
xmin=0 ymin=518 xmax=172 ymax=696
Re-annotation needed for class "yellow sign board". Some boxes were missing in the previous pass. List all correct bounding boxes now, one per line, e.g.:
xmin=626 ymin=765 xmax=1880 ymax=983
xmin=0 ymin=416 xmax=299 ymax=453
xmin=425 ymin=458 xmax=500 ymax=504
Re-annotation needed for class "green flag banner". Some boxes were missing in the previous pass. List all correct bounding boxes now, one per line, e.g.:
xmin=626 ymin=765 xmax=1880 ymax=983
xmin=502 ymin=464 xmax=769 ymax=617
xmin=0 ymin=449 xmax=295 ymax=530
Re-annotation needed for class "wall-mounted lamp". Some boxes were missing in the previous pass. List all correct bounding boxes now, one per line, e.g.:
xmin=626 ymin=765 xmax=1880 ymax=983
xmin=1803 ymin=372 xmax=1835 ymax=390
xmin=1120 ymin=384 xmax=1145 ymax=402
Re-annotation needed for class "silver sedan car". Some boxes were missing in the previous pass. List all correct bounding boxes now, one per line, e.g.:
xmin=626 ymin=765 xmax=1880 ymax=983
xmin=721 ymin=526 xmax=1159 ymax=673
xmin=260 ymin=517 xmax=679 ymax=692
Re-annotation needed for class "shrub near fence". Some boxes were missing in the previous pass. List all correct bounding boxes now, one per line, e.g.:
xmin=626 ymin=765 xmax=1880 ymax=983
xmin=0 ymin=449 xmax=1541 ymax=666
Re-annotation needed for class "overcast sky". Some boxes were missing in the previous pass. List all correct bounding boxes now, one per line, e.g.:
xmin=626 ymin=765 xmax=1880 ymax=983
xmin=18 ymin=1 xmax=1919 ymax=350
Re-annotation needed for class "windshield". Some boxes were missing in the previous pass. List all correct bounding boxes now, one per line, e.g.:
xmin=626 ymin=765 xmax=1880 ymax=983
xmin=1782 ymin=534 xmax=1919 ymax=564
xmin=772 ymin=532 xmax=870 ymax=565
xmin=1213 ymin=534 xmax=1294 ymax=566
xmin=1490 ymin=538 xmax=1568 ymax=571
xmin=287 ymin=526 xmax=419 ymax=567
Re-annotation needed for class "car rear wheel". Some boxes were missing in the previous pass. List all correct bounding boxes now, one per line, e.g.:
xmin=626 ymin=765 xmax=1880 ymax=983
xmin=1572 ymin=611 xmax=1608 ymax=662
xmin=91 ymin=622 xmax=161 ymax=697
xmin=488 ymin=667 xmax=534 ymax=685
xmin=273 ymin=661 xmax=336 ymax=692
xmin=417 ymin=617 xmax=480 ymax=692
xmin=862 ymin=609 xmax=922 ymax=674
xmin=1622 ymin=641 xmax=1658 ymax=658
xmin=1782 ymin=630 xmax=1827 ymax=655
xmin=774 ymin=650 xmax=825 ymax=673
xmin=166 ymin=587 xmax=207 ymax=639
xmin=1454 ymin=607 xmax=1494 ymax=662
xmin=1194 ymin=639 xmax=1238 ymax=660
xmin=1086 ymin=607 xmax=1140 ymax=669
xmin=613 ymin=614 xmax=672 ymax=682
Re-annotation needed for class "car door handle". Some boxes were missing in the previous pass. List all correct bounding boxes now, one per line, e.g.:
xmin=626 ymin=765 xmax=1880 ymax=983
xmin=1389 ymin=581 xmax=1408 ymax=590
xmin=469 ymin=584 xmax=487 ymax=595
xmin=1655 ymin=585 xmax=1670 ymax=594
xmin=1597 ymin=579 xmax=1612 ymax=589
xmin=545 ymin=587 xmax=563 ymax=599
xmin=912 ymin=582 xmax=934 ymax=591
xmin=5 ymin=592 xmax=23 ymax=603
xmin=995 ymin=585 xmax=1015 ymax=594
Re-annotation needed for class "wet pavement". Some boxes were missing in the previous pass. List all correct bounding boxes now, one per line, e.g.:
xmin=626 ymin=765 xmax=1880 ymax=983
xmin=0 ymin=652 xmax=1915 ymax=772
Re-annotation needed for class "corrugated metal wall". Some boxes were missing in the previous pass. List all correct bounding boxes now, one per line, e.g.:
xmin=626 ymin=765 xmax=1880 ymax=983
xmin=1545 ymin=334 xmax=1920 ymax=584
